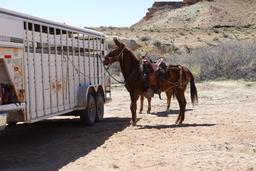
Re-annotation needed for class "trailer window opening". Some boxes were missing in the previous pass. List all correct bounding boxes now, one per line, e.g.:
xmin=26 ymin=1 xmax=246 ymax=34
xmin=34 ymin=24 xmax=40 ymax=32
xmin=28 ymin=23 xmax=32 ymax=31
xmin=23 ymin=22 xmax=27 ymax=30
xmin=80 ymin=48 xmax=85 ymax=56
xmin=43 ymin=43 xmax=49 ymax=53
xmin=57 ymin=46 xmax=62 ymax=55
xmin=49 ymin=27 xmax=54 ymax=35
xmin=56 ymin=29 xmax=61 ymax=35
xmin=50 ymin=45 xmax=55 ymax=54
xmin=42 ymin=26 xmax=48 ymax=33
xmin=36 ymin=42 xmax=42 ymax=53
xmin=69 ymin=47 xmax=73 ymax=55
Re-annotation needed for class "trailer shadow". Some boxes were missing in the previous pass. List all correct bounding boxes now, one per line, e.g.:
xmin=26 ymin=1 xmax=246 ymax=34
xmin=0 ymin=117 xmax=130 ymax=171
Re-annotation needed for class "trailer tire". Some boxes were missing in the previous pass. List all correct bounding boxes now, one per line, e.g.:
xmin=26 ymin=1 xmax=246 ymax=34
xmin=7 ymin=121 xmax=17 ymax=127
xmin=96 ymin=93 xmax=104 ymax=122
xmin=80 ymin=94 xmax=96 ymax=126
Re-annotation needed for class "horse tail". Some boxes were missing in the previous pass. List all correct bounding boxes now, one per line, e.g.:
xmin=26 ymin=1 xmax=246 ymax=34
xmin=189 ymin=71 xmax=198 ymax=105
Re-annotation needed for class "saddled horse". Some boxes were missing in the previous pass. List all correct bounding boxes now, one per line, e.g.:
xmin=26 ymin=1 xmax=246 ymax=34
xmin=103 ymin=38 xmax=198 ymax=125
xmin=139 ymin=60 xmax=198 ymax=115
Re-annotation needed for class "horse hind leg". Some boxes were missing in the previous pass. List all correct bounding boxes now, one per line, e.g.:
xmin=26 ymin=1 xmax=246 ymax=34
xmin=165 ymin=90 xmax=172 ymax=112
xmin=139 ymin=95 xmax=144 ymax=114
xmin=175 ymin=90 xmax=186 ymax=125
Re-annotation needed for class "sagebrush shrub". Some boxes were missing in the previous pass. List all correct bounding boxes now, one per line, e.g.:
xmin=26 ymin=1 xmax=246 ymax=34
xmin=167 ymin=40 xmax=256 ymax=81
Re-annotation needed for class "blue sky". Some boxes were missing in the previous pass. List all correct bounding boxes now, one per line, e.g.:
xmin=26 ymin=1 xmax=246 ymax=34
xmin=0 ymin=0 xmax=181 ymax=28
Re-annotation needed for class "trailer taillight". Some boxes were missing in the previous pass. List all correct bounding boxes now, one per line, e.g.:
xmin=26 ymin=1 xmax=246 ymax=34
xmin=4 ymin=54 xmax=12 ymax=59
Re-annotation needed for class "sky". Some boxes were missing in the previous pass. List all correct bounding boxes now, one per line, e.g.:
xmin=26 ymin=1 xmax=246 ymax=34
xmin=0 ymin=0 xmax=181 ymax=28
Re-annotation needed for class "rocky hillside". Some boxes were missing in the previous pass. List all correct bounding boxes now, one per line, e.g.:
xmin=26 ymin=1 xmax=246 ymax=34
xmin=133 ymin=0 xmax=256 ymax=29
xmin=94 ymin=0 xmax=256 ymax=57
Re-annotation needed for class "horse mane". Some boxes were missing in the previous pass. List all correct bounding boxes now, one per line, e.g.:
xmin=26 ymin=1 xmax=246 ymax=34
xmin=124 ymin=47 xmax=140 ymax=65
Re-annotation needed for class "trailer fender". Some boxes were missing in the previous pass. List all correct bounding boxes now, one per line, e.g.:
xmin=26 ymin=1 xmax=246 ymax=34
xmin=77 ymin=83 xmax=96 ymax=109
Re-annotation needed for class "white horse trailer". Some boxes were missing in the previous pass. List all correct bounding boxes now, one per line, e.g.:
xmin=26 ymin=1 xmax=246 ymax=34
xmin=0 ymin=8 xmax=111 ymax=128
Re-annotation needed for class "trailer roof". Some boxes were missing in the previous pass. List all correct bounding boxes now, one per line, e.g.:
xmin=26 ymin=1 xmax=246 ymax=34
xmin=0 ymin=7 xmax=104 ymax=37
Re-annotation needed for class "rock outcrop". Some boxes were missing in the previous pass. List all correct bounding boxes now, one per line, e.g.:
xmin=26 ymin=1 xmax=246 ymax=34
xmin=144 ymin=0 xmax=202 ymax=21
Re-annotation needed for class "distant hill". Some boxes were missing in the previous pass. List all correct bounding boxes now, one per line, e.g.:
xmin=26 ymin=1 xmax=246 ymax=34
xmin=132 ymin=0 xmax=256 ymax=30
xmin=94 ymin=0 xmax=256 ymax=57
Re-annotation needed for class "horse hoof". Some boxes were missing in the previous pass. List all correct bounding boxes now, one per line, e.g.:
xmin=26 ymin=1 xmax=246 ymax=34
xmin=147 ymin=111 xmax=150 ymax=114
xmin=139 ymin=111 xmax=142 ymax=114
xmin=130 ymin=120 xmax=137 ymax=126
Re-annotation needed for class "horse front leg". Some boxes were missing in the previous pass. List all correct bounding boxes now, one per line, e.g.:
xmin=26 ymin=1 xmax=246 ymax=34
xmin=130 ymin=93 xmax=139 ymax=126
xmin=139 ymin=95 xmax=144 ymax=114
xmin=147 ymin=97 xmax=151 ymax=114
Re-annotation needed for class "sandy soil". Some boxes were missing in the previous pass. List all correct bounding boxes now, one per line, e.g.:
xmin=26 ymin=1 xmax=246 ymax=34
xmin=0 ymin=80 xmax=256 ymax=171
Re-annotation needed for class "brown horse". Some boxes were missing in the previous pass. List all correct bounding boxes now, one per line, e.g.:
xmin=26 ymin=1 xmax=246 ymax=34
xmin=103 ymin=38 xmax=197 ymax=125
xmin=139 ymin=62 xmax=198 ymax=115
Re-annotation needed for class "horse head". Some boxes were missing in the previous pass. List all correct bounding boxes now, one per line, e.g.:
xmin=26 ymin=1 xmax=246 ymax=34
xmin=103 ymin=38 xmax=125 ymax=66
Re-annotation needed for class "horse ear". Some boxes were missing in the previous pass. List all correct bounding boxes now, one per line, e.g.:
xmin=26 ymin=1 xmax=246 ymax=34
xmin=113 ymin=37 xmax=121 ymax=47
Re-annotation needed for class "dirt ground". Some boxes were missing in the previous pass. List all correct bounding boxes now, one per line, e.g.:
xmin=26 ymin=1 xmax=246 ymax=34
xmin=0 ymin=80 xmax=256 ymax=171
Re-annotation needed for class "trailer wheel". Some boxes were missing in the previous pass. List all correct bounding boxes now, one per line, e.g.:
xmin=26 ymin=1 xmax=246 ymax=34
xmin=80 ymin=94 xmax=96 ymax=126
xmin=7 ymin=121 xmax=17 ymax=127
xmin=96 ymin=93 xmax=104 ymax=122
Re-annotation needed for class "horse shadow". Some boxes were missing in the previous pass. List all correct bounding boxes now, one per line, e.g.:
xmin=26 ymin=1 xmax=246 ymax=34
xmin=137 ymin=123 xmax=216 ymax=130
xmin=150 ymin=109 xmax=194 ymax=117
xmin=0 ymin=116 xmax=130 ymax=171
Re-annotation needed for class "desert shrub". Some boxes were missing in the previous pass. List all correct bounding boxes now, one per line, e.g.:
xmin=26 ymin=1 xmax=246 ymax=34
xmin=153 ymin=40 xmax=162 ymax=49
xmin=108 ymin=26 xmax=115 ymax=30
xmin=140 ymin=36 xmax=151 ymax=42
xmin=153 ymin=41 xmax=176 ymax=54
xmin=167 ymin=40 xmax=256 ymax=81
xmin=179 ymin=32 xmax=185 ymax=36
xmin=222 ymin=32 xmax=229 ymax=38
xmin=213 ymin=29 xmax=220 ymax=33
xmin=213 ymin=37 xmax=219 ymax=41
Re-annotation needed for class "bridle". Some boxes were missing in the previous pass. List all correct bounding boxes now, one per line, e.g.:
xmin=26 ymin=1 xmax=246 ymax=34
xmin=106 ymin=46 xmax=125 ymax=64
xmin=102 ymin=46 xmax=137 ymax=85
